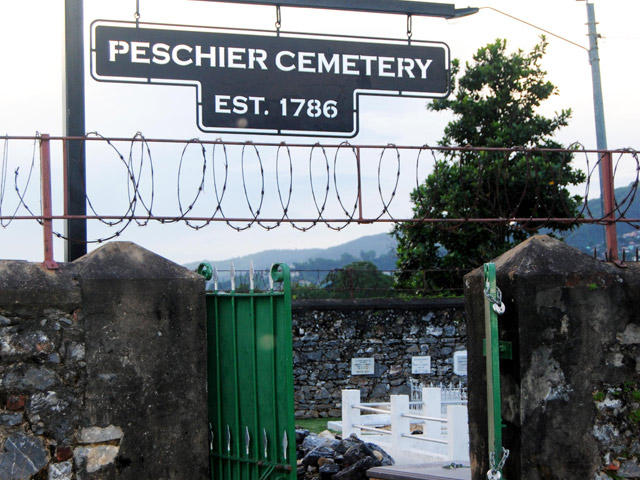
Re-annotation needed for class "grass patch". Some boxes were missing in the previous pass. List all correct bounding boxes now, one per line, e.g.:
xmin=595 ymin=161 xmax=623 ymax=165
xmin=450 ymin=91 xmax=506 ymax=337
xmin=295 ymin=417 xmax=341 ymax=434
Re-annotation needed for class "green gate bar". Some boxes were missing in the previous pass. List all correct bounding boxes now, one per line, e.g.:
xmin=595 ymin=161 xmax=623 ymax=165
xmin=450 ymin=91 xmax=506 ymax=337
xmin=202 ymin=263 xmax=296 ymax=480
xmin=484 ymin=263 xmax=505 ymax=476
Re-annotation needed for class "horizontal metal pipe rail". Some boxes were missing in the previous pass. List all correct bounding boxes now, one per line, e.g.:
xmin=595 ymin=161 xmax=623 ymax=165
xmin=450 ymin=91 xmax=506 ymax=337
xmin=2 ymin=215 xmax=638 ymax=224
xmin=401 ymin=433 xmax=448 ymax=445
xmin=341 ymin=389 xmax=469 ymax=461
xmin=353 ymin=405 xmax=391 ymax=415
xmin=353 ymin=425 xmax=393 ymax=435
xmin=401 ymin=412 xmax=447 ymax=423
xmin=2 ymin=134 xmax=633 ymax=154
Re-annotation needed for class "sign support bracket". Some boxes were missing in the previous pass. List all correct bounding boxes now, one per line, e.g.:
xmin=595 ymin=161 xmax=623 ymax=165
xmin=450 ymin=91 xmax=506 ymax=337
xmin=192 ymin=0 xmax=479 ymax=19
xmin=64 ymin=0 xmax=88 ymax=261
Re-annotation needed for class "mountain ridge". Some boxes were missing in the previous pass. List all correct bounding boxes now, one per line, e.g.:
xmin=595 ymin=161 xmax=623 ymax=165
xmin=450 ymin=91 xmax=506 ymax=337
xmin=182 ymin=232 xmax=398 ymax=271
xmin=184 ymin=183 xmax=640 ymax=272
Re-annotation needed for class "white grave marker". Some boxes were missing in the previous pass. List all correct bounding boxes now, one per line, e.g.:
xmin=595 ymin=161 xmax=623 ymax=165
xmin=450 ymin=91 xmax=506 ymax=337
xmin=351 ymin=358 xmax=375 ymax=375
xmin=453 ymin=350 xmax=468 ymax=376
xmin=411 ymin=356 xmax=431 ymax=374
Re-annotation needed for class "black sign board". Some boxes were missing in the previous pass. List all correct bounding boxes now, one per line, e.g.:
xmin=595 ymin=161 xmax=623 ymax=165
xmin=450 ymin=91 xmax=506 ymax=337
xmin=91 ymin=21 xmax=450 ymax=137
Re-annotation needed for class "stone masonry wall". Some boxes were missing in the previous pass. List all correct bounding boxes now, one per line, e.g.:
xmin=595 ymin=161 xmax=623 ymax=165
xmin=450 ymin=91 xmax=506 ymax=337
xmin=0 ymin=242 xmax=208 ymax=480
xmin=291 ymin=299 xmax=467 ymax=418
xmin=0 ymin=262 xmax=84 ymax=480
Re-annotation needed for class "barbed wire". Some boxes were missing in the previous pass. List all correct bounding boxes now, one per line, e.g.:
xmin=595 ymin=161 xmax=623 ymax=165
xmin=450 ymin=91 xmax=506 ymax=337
xmin=1 ymin=133 xmax=639 ymax=246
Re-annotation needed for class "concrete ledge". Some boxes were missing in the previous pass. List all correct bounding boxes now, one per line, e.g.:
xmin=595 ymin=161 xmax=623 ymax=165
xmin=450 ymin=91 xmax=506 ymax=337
xmin=0 ymin=261 xmax=81 ymax=311
xmin=293 ymin=297 xmax=465 ymax=312
xmin=368 ymin=464 xmax=471 ymax=480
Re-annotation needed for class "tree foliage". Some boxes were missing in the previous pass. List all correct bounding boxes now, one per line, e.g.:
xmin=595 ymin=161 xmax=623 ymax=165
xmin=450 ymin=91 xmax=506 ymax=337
xmin=394 ymin=38 xmax=585 ymax=292
xmin=323 ymin=261 xmax=394 ymax=299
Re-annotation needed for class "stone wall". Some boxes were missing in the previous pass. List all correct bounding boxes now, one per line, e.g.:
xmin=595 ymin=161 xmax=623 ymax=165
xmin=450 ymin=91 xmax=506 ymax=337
xmin=464 ymin=235 xmax=640 ymax=480
xmin=0 ymin=243 xmax=208 ymax=480
xmin=8 ymin=236 xmax=639 ymax=479
xmin=291 ymin=299 xmax=467 ymax=418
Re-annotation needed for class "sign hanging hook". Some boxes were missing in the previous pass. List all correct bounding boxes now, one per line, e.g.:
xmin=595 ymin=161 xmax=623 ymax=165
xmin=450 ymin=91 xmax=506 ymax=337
xmin=275 ymin=5 xmax=282 ymax=35
xmin=407 ymin=14 xmax=413 ymax=44
xmin=134 ymin=0 xmax=141 ymax=27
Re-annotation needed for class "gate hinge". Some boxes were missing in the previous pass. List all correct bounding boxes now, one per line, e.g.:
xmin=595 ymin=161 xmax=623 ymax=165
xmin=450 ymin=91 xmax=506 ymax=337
xmin=482 ymin=339 xmax=512 ymax=360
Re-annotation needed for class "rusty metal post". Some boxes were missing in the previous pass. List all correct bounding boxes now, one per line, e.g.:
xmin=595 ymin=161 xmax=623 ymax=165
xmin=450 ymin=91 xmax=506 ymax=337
xmin=348 ymin=268 xmax=354 ymax=299
xmin=39 ymin=135 xmax=59 ymax=270
xmin=356 ymin=146 xmax=364 ymax=223
xmin=600 ymin=151 xmax=618 ymax=261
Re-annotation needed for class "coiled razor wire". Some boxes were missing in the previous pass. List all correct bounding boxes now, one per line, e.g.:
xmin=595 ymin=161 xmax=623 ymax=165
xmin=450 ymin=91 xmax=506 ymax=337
xmin=275 ymin=142 xmax=293 ymax=229
xmin=308 ymin=142 xmax=330 ymax=231
xmin=1 ymin=133 xmax=639 ymax=246
xmin=177 ymin=138 xmax=207 ymax=229
xmin=212 ymin=138 xmax=229 ymax=227
xmin=332 ymin=141 xmax=359 ymax=231
xmin=375 ymin=143 xmax=401 ymax=221
xmin=5 ymin=134 xmax=38 ymax=228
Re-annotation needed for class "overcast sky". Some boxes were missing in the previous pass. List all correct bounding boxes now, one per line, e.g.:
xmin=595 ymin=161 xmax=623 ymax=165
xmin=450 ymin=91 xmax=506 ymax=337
xmin=1 ymin=0 xmax=638 ymax=265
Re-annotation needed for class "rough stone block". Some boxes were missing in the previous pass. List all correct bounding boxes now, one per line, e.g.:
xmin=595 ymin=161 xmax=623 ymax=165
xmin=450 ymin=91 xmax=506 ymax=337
xmin=619 ymin=460 xmax=640 ymax=479
xmin=0 ymin=432 xmax=48 ymax=480
xmin=48 ymin=461 xmax=73 ymax=480
xmin=74 ymin=445 xmax=119 ymax=474
xmin=54 ymin=446 xmax=73 ymax=462
xmin=77 ymin=425 xmax=123 ymax=444
xmin=5 ymin=395 xmax=26 ymax=411
xmin=2 ymin=365 xmax=61 ymax=392
xmin=618 ymin=324 xmax=640 ymax=345
xmin=0 ymin=412 xmax=23 ymax=426
xmin=27 ymin=391 xmax=73 ymax=443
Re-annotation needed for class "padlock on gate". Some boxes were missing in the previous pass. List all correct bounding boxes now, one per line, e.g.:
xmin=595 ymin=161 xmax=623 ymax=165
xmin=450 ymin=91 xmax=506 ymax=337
xmin=487 ymin=469 xmax=501 ymax=480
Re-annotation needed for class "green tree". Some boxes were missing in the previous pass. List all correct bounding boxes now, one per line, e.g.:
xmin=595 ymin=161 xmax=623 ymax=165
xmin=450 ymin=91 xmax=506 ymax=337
xmin=323 ymin=261 xmax=394 ymax=298
xmin=360 ymin=249 xmax=377 ymax=262
xmin=394 ymin=38 xmax=585 ymax=292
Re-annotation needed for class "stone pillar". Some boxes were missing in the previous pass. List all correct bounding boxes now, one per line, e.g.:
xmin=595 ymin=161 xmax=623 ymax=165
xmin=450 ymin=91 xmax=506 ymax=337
xmin=75 ymin=242 xmax=207 ymax=479
xmin=464 ymin=235 xmax=640 ymax=480
xmin=0 ymin=242 xmax=208 ymax=479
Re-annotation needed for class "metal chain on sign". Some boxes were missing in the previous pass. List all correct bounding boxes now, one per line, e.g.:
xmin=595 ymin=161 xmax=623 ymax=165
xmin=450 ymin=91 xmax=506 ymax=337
xmin=134 ymin=0 xmax=141 ymax=27
xmin=406 ymin=14 xmax=413 ymax=43
xmin=487 ymin=447 xmax=509 ymax=480
xmin=484 ymin=282 xmax=505 ymax=315
xmin=275 ymin=5 xmax=282 ymax=34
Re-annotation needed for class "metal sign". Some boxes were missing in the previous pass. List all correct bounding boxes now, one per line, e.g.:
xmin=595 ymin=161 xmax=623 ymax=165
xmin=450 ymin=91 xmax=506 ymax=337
xmin=91 ymin=21 xmax=450 ymax=137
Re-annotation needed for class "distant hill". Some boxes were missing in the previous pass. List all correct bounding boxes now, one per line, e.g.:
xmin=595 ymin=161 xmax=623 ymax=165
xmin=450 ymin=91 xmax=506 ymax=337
xmin=184 ymin=184 xmax=640 ymax=276
xmin=183 ymin=232 xmax=398 ymax=271
xmin=563 ymin=182 xmax=640 ymax=254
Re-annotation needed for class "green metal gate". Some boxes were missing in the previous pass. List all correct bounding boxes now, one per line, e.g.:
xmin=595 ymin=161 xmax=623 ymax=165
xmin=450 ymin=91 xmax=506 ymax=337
xmin=200 ymin=263 xmax=297 ymax=480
